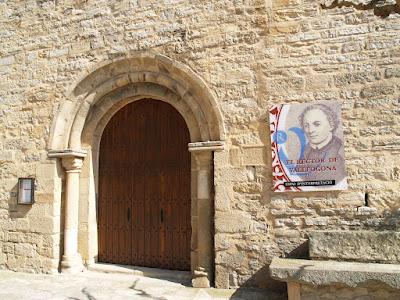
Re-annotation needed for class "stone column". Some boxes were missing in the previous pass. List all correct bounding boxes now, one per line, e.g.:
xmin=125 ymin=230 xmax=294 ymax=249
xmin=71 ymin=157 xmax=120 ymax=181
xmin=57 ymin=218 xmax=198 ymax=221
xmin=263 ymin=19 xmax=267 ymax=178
xmin=189 ymin=141 xmax=224 ymax=288
xmin=60 ymin=155 xmax=85 ymax=273
xmin=48 ymin=150 xmax=87 ymax=273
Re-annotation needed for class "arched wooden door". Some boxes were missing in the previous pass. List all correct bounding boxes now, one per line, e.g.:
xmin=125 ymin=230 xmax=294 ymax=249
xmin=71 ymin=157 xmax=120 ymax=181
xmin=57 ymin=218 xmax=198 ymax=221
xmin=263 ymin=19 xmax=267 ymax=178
xmin=98 ymin=99 xmax=191 ymax=270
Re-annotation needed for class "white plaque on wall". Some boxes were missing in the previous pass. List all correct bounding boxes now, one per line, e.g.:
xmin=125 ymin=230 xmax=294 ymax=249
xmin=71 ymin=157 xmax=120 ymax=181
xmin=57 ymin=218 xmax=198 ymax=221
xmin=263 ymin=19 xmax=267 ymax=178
xmin=270 ymin=101 xmax=347 ymax=192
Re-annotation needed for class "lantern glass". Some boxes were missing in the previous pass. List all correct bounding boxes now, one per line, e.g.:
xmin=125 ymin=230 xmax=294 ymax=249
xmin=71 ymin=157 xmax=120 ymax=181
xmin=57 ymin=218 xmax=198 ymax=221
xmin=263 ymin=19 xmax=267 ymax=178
xmin=17 ymin=178 xmax=35 ymax=205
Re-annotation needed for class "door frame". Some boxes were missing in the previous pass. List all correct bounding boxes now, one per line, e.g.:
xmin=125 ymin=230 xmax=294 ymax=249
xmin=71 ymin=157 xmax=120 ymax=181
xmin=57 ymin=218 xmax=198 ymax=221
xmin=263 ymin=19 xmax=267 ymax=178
xmin=82 ymin=100 xmax=219 ymax=286
xmin=84 ymin=94 xmax=220 ymax=286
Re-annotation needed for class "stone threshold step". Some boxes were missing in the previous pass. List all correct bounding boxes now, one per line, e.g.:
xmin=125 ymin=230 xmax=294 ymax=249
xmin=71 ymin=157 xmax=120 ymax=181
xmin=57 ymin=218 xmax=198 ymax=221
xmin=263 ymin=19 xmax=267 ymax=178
xmin=88 ymin=263 xmax=191 ymax=283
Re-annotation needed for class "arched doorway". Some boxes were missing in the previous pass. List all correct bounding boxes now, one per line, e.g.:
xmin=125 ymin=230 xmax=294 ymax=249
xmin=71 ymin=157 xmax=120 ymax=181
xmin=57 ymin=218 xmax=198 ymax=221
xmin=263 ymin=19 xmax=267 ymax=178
xmin=48 ymin=54 xmax=226 ymax=286
xmin=98 ymin=99 xmax=191 ymax=270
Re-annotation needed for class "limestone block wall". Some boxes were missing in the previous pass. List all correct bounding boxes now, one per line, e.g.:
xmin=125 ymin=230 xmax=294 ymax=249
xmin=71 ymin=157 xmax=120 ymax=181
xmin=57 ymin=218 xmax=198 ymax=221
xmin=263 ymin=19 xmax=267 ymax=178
xmin=0 ymin=0 xmax=399 ymax=288
xmin=214 ymin=0 xmax=400 ymax=289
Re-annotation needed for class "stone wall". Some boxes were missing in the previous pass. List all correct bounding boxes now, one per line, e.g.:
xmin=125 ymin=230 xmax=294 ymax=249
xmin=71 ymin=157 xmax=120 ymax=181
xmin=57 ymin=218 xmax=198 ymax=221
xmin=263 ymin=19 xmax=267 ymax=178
xmin=214 ymin=0 xmax=400 ymax=289
xmin=0 ymin=0 xmax=399 ymax=289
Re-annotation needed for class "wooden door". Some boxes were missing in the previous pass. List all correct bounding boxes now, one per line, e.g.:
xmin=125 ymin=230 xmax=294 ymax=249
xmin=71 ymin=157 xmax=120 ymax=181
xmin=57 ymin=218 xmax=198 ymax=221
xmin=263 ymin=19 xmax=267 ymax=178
xmin=98 ymin=99 xmax=191 ymax=270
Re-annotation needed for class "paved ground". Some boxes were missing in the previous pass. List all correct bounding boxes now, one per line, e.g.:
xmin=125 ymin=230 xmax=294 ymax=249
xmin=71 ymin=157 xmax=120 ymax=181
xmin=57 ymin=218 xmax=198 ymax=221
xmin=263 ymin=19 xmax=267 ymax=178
xmin=0 ymin=267 xmax=284 ymax=300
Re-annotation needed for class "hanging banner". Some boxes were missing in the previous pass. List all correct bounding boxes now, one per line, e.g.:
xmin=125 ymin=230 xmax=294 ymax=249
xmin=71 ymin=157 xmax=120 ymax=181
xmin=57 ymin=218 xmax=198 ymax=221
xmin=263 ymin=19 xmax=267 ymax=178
xmin=270 ymin=101 xmax=347 ymax=192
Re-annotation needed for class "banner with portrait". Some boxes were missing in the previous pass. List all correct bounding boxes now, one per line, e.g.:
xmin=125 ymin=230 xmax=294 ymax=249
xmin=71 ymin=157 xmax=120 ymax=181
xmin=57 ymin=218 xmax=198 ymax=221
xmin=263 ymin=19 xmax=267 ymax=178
xmin=270 ymin=101 xmax=347 ymax=192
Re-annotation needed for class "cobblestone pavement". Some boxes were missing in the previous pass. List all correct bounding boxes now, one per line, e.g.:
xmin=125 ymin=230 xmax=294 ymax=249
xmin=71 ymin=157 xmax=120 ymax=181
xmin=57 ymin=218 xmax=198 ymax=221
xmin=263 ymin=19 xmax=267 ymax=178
xmin=0 ymin=269 xmax=283 ymax=300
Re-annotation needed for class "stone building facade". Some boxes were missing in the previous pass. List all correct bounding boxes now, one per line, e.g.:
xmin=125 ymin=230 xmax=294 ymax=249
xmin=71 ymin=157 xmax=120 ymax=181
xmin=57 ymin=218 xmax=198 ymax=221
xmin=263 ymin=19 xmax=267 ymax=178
xmin=0 ymin=0 xmax=399 ymax=293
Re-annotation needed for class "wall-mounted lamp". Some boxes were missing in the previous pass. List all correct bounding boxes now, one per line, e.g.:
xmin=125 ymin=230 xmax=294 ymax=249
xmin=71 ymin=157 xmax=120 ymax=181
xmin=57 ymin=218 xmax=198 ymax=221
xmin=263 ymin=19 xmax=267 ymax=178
xmin=17 ymin=178 xmax=35 ymax=205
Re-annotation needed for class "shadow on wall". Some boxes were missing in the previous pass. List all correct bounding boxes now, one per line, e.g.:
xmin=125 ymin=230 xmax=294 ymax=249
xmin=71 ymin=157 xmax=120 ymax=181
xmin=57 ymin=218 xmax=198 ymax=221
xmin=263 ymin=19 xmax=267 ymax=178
xmin=321 ymin=0 xmax=400 ymax=18
xmin=368 ymin=209 xmax=400 ymax=231
xmin=227 ymin=239 xmax=310 ymax=299
xmin=228 ymin=266 xmax=287 ymax=300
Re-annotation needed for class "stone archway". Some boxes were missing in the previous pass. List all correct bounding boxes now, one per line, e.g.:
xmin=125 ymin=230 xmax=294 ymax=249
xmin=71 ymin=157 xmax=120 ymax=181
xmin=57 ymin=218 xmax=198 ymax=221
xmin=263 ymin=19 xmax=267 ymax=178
xmin=48 ymin=54 xmax=225 ymax=287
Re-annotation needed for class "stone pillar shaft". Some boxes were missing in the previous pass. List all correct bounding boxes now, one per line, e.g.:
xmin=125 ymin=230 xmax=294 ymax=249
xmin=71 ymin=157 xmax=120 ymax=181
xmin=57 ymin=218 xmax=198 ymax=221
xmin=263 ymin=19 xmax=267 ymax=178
xmin=64 ymin=168 xmax=80 ymax=256
xmin=61 ymin=156 xmax=84 ymax=273
xmin=191 ymin=151 xmax=213 ymax=288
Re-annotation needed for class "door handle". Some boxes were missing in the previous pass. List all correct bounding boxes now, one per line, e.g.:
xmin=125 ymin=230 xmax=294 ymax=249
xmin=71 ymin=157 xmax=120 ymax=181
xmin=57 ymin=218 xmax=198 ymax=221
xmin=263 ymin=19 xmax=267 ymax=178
xmin=160 ymin=208 xmax=164 ymax=223
xmin=127 ymin=207 xmax=131 ymax=222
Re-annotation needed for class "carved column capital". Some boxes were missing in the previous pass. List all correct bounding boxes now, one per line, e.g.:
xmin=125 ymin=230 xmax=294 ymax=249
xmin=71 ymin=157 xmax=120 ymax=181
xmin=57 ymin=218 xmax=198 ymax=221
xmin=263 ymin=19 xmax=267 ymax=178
xmin=62 ymin=156 xmax=84 ymax=172
xmin=48 ymin=149 xmax=87 ymax=172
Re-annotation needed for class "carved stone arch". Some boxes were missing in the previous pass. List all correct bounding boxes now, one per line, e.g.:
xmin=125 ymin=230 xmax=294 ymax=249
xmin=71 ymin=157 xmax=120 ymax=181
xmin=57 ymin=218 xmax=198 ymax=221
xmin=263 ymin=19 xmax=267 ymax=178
xmin=81 ymin=83 xmax=203 ymax=148
xmin=48 ymin=54 xmax=226 ymax=287
xmin=49 ymin=54 xmax=226 ymax=151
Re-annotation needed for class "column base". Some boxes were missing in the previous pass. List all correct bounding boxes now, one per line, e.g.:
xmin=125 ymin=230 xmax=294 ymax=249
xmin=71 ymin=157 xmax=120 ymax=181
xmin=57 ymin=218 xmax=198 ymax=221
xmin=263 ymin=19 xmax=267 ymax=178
xmin=192 ymin=267 xmax=210 ymax=288
xmin=61 ymin=254 xmax=85 ymax=274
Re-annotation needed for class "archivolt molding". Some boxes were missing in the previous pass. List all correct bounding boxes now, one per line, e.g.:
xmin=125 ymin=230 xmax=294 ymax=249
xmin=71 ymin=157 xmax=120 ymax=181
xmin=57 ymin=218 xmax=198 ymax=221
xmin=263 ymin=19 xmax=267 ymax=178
xmin=49 ymin=53 xmax=226 ymax=152
xmin=80 ymin=82 xmax=203 ymax=147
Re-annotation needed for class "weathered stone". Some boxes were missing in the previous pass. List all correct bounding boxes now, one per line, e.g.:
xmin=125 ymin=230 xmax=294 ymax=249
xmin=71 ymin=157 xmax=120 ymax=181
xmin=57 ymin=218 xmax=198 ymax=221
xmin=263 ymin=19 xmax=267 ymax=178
xmin=385 ymin=67 xmax=400 ymax=78
xmin=215 ymin=265 xmax=230 ymax=289
xmin=6 ymin=255 xmax=27 ymax=269
xmin=270 ymin=257 xmax=400 ymax=289
xmin=28 ymin=217 xmax=58 ymax=235
xmin=215 ymin=212 xmax=252 ymax=233
xmin=360 ymin=85 xmax=396 ymax=99
xmin=15 ymin=219 xmax=30 ymax=232
xmin=8 ymin=232 xmax=25 ymax=243
xmin=14 ymin=243 xmax=35 ymax=257
xmin=0 ymin=252 xmax=6 ymax=265
xmin=274 ymin=218 xmax=302 ymax=228
xmin=304 ymin=218 xmax=328 ymax=226
xmin=0 ymin=151 xmax=14 ymax=162
xmin=334 ymin=71 xmax=381 ymax=86
xmin=309 ymin=231 xmax=400 ymax=263
xmin=2 ymin=243 xmax=14 ymax=254
xmin=241 ymin=146 xmax=266 ymax=166
xmin=271 ymin=208 xmax=314 ymax=216
xmin=214 ymin=186 xmax=232 ymax=212
xmin=215 ymin=234 xmax=231 ymax=251
xmin=216 ymin=251 xmax=246 ymax=269
xmin=0 ymin=56 xmax=15 ymax=66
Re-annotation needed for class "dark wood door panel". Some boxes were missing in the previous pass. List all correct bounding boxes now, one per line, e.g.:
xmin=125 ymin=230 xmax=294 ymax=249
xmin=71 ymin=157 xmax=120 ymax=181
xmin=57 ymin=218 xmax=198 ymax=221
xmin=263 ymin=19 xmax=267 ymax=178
xmin=98 ymin=99 xmax=191 ymax=270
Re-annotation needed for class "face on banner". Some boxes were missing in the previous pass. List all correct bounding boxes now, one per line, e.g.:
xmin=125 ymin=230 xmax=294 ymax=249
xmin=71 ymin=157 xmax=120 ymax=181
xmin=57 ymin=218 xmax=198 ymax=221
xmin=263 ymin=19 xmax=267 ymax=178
xmin=270 ymin=101 xmax=347 ymax=192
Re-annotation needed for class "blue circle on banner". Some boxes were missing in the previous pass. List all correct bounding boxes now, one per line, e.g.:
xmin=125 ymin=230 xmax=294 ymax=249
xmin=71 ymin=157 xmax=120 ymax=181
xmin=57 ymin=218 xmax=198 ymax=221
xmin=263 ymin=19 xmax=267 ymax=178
xmin=274 ymin=130 xmax=287 ymax=145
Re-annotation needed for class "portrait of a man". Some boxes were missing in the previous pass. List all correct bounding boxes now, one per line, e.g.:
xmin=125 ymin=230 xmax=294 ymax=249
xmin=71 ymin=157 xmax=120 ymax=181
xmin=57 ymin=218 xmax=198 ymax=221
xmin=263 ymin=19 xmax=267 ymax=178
xmin=298 ymin=103 xmax=346 ymax=183
xmin=270 ymin=101 xmax=347 ymax=192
